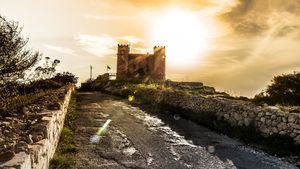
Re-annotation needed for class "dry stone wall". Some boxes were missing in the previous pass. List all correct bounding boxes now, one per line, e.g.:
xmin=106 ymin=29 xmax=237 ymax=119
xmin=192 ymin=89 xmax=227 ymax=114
xmin=159 ymin=91 xmax=300 ymax=144
xmin=0 ymin=87 xmax=74 ymax=169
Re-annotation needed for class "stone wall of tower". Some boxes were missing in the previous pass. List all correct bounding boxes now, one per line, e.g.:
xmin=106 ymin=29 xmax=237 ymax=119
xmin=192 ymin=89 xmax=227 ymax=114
xmin=116 ymin=44 xmax=130 ymax=80
xmin=153 ymin=46 xmax=166 ymax=80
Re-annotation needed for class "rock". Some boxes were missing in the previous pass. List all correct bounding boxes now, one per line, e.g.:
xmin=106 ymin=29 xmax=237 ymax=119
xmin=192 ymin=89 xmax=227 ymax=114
xmin=242 ymin=111 xmax=248 ymax=118
xmin=234 ymin=113 xmax=242 ymax=121
xmin=23 ymin=107 xmax=31 ymax=115
xmin=224 ymin=114 xmax=229 ymax=120
xmin=48 ymin=102 xmax=61 ymax=110
xmin=266 ymin=119 xmax=272 ymax=126
xmin=294 ymin=135 xmax=300 ymax=144
xmin=271 ymin=115 xmax=277 ymax=120
xmin=290 ymin=133 xmax=297 ymax=138
xmin=260 ymin=126 xmax=270 ymax=134
xmin=248 ymin=112 xmax=255 ymax=118
xmin=0 ymin=151 xmax=15 ymax=162
xmin=244 ymin=118 xmax=251 ymax=127
xmin=271 ymin=121 xmax=278 ymax=127
xmin=288 ymin=116 xmax=296 ymax=123
xmin=282 ymin=117 xmax=287 ymax=123
xmin=3 ymin=130 xmax=10 ymax=136
xmin=279 ymin=131 xmax=287 ymax=135
xmin=277 ymin=123 xmax=288 ymax=131
xmin=294 ymin=130 xmax=300 ymax=134
xmin=289 ymin=123 xmax=300 ymax=130
xmin=276 ymin=117 xmax=282 ymax=123
xmin=32 ymin=133 xmax=44 ymax=142
xmin=265 ymin=112 xmax=272 ymax=116
xmin=15 ymin=141 xmax=29 ymax=153
xmin=238 ymin=121 xmax=244 ymax=126
xmin=260 ymin=117 xmax=266 ymax=123
xmin=272 ymin=127 xmax=278 ymax=133
xmin=26 ymin=134 xmax=33 ymax=144
xmin=267 ymin=106 xmax=280 ymax=113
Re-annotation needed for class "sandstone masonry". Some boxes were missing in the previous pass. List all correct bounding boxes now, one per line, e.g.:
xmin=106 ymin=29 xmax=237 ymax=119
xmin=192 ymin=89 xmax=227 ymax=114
xmin=0 ymin=87 xmax=74 ymax=169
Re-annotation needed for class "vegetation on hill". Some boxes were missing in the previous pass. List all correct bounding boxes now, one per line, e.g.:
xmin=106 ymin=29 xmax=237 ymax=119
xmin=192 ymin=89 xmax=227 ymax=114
xmin=79 ymin=74 xmax=222 ymax=97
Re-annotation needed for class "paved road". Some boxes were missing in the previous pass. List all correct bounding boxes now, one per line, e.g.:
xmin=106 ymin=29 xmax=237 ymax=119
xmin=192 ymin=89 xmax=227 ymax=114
xmin=74 ymin=92 xmax=298 ymax=169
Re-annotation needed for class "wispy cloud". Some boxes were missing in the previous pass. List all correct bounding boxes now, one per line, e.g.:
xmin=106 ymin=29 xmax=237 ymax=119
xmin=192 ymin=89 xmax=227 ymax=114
xmin=44 ymin=44 xmax=74 ymax=55
xmin=119 ymin=36 xmax=143 ymax=44
xmin=75 ymin=34 xmax=145 ymax=57
xmin=84 ymin=14 xmax=136 ymax=20
xmin=75 ymin=34 xmax=116 ymax=57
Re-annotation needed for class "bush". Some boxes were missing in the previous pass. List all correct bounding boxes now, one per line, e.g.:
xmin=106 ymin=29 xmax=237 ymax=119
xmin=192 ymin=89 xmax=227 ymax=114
xmin=52 ymin=72 xmax=78 ymax=85
xmin=254 ymin=72 xmax=300 ymax=105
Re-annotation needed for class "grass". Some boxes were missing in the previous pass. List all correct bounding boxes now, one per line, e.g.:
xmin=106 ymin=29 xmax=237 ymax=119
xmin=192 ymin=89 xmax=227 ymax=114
xmin=50 ymin=92 xmax=77 ymax=169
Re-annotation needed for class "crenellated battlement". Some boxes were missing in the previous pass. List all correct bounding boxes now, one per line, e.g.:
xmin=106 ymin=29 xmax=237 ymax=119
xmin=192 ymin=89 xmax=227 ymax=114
xmin=118 ymin=44 xmax=130 ymax=47
xmin=154 ymin=46 xmax=166 ymax=49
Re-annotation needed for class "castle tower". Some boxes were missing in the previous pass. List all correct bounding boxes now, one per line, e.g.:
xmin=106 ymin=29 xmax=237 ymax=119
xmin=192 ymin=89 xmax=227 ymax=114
xmin=116 ymin=44 xmax=130 ymax=80
xmin=153 ymin=46 xmax=166 ymax=80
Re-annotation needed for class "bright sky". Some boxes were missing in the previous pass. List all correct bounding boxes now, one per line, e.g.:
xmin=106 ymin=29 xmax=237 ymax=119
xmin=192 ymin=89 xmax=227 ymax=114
xmin=1 ymin=0 xmax=300 ymax=97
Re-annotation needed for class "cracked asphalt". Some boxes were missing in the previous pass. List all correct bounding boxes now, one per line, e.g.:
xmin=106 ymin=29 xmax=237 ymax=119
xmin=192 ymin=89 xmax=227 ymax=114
xmin=74 ymin=92 xmax=298 ymax=169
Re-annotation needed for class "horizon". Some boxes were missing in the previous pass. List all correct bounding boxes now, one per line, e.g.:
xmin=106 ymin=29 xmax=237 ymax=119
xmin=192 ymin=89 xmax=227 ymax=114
xmin=1 ymin=0 xmax=300 ymax=97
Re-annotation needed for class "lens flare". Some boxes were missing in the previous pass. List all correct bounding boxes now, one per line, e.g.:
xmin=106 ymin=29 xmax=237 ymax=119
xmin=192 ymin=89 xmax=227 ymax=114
xmin=90 ymin=119 xmax=112 ymax=144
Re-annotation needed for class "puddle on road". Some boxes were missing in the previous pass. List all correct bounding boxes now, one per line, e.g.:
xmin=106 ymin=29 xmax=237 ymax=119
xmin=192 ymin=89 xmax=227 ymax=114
xmin=125 ymin=105 xmax=197 ymax=148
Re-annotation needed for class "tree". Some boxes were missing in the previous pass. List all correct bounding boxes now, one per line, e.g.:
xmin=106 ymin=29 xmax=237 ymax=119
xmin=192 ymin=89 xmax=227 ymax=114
xmin=34 ymin=57 xmax=60 ymax=79
xmin=254 ymin=72 xmax=300 ymax=105
xmin=0 ymin=15 xmax=41 ymax=83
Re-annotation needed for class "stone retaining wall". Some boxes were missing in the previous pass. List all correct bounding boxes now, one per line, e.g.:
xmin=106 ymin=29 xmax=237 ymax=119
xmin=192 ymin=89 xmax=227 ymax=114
xmin=0 ymin=87 xmax=74 ymax=169
xmin=159 ymin=91 xmax=300 ymax=144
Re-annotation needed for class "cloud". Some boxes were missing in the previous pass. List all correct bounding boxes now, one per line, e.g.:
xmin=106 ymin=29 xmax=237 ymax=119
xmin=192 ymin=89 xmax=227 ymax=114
xmin=75 ymin=34 xmax=146 ymax=57
xmin=44 ymin=44 xmax=74 ymax=55
xmin=119 ymin=36 xmax=143 ymax=44
xmin=75 ymin=34 xmax=116 ymax=57
xmin=220 ymin=0 xmax=300 ymax=37
xmin=84 ymin=14 xmax=136 ymax=21
xmin=110 ymin=0 xmax=213 ymax=10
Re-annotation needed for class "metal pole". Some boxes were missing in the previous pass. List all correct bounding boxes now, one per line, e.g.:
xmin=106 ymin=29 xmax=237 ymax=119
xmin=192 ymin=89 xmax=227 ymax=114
xmin=90 ymin=65 xmax=93 ymax=80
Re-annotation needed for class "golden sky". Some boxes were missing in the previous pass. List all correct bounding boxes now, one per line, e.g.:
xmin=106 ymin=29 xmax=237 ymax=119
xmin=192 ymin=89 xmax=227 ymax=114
xmin=1 ymin=0 xmax=300 ymax=97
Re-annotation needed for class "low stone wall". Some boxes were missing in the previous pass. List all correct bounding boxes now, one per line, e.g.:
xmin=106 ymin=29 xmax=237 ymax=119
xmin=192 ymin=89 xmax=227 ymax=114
xmin=108 ymin=87 xmax=300 ymax=145
xmin=159 ymin=91 xmax=300 ymax=144
xmin=0 ymin=87 xmax=74 ymax=169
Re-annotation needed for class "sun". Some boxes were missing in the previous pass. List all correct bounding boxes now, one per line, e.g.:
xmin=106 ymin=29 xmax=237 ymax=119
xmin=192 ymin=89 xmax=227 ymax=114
xmin=149 ymin=8 xmax=211 ymax=68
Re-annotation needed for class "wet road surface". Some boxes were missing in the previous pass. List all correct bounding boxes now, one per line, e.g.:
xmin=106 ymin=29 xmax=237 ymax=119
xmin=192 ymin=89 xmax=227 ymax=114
xmin=74 ymin=92 xmax=298 ymax=169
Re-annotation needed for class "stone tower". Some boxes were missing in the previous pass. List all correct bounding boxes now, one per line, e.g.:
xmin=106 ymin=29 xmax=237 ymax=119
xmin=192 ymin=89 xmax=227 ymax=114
xmin=117 ymin=44 xmax=130 ymax=79
xmin=116 ymin=44 xmax=166 ymax=81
